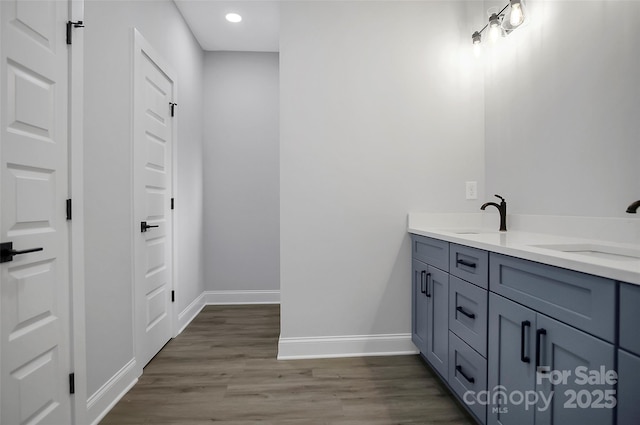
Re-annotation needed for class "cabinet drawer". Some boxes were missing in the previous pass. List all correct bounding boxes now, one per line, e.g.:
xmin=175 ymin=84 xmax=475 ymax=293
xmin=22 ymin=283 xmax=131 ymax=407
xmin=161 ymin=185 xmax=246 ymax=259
xmin=449 ymin=276 xmax=488 ymax=357
xmin=620 ymin=283 xmax=640 ymax=356
xmin=489 ymin=253 xmax=615 ymax=342
xmin=448 ymin=332 xmax=487 ymax=424
xmin=411 ymin=234 xmax=449 ymax=271
xmin=450 ymin=243 xmax=488 ymax=289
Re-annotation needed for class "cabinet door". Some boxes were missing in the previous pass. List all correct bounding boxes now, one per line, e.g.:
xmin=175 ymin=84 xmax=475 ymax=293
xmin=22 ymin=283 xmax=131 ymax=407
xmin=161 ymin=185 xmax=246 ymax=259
xmin=617 ymin=349 xmax=640 ymax=425
xmin=425 ymin=266 xmax=449 ymax=378
xmin=412 ymin=259 xmax=429 ymax=353
xmin=535 ymin=314 xmax=615 ymax=425
xmin=619 ymin=283 xmax=640 ymax=356
xmin=487 ymin=293 xmax=536 ymax=425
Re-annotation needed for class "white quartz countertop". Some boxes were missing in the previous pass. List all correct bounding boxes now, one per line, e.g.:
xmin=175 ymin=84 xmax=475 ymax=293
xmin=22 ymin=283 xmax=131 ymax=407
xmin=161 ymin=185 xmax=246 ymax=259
xmin=408 ymin=213 xmax=640 ymax=285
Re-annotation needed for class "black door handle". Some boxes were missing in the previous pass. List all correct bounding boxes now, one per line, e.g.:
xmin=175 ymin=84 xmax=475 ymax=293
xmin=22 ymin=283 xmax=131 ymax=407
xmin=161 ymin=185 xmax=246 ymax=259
xmin=141 ymin=221 xmax=159 ymax=233
xmin=457 ymin=259 xmax=477 ymax=268
xmin=0 ymin=242 xmax=43 ymax=263
xmin=420 ymin=271 xmax=426 ymax=294
xmin=520 ymin=320 xmax=531 ymax=363
xmin=456 ymin=365 xmax=475 ymax=384
xmin=425 ymin=273 xmax=432 ymax=298
xmin=456 ymin=306 xmax=476 ymax=319
xmin=536 ymin=328 xmax=547 ymax=372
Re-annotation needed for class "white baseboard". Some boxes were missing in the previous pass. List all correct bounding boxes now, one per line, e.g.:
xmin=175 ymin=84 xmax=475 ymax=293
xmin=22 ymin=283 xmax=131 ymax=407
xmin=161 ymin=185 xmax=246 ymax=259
xmin=87 ymin=358 xmax=139 ymax=425
xmin=204 ymin=289 xmax=280 ymax=305
xmin=176 ymin=292 xmax=206 ymax=335
xmin=277 ymin=333 xmax=419 ymax=360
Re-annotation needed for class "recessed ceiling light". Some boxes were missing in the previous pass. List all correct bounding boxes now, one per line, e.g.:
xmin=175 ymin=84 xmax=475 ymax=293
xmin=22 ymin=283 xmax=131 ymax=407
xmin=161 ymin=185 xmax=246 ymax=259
xmin=225 ymin=13 xmax=242 ymax=23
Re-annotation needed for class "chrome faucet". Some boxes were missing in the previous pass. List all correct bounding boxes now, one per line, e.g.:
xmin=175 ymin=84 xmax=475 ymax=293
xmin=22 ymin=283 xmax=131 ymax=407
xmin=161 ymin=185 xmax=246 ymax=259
xmin=626 ymin=200 xmax=640 ymax=213
xmin=481 ymin=194 xmax=507 ymax=232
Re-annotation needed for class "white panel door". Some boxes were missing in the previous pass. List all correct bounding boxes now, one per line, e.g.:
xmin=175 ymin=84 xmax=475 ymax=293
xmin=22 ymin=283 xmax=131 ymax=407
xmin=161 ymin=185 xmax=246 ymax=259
xmin=0 ymin=0 xmax=72 ymax=424
xmin=133 ymin=31 xmax=174 ymax=367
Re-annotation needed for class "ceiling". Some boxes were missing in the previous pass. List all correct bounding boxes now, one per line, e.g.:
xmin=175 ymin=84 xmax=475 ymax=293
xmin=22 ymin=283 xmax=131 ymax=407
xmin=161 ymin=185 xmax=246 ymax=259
xmin=174 ymin=0 xmax=280 ymax=52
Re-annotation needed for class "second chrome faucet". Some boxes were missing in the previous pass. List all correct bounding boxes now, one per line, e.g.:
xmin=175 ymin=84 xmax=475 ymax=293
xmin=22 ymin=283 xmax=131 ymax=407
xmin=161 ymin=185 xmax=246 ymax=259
xmin=481 ymin=194 xmax=507 ymax=232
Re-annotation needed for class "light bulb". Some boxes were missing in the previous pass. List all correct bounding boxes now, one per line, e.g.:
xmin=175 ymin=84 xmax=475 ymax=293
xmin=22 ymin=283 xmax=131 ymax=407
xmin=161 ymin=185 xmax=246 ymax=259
xmin=472 ymin=31 xmax=482 ymax=58
xmin=473 ymin=43 xmax=482 ymax=58
xmin=225 ymin=13 xmax=242 ymax=23
xmin=489 ymin=14 xmax=502 ymax=43
xmin=510 ymin=0 xmax=524 ymax=26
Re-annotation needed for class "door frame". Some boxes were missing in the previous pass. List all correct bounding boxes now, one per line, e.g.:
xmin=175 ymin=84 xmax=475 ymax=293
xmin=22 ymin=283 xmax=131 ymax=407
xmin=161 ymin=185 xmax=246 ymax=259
xmin=69 ymin=2 xmax=88 ymax=423
xmin=131 ymin=28 xmax=178 ymax=373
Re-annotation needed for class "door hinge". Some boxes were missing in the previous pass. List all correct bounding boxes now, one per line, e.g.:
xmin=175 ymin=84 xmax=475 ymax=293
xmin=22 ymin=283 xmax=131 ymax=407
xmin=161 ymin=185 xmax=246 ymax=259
xmin=69 ymin=373 xmax=75 ymax=394
xmin=66 ymin=21 xmax=84 ymax=45
xmin=171 ymin=290 xmax=175 ymax=303
xmin=171 ymin=198 xmax=174 ymax=210
xmin=169 ymin=102 xmax=177 ymax=117
xmin=66 ymin=199 xmax=72 ymax=220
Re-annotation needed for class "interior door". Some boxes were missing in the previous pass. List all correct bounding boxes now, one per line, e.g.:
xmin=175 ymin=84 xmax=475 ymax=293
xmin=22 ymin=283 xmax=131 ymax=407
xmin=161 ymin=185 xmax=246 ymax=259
xmin=133 ymin=31 xmax=174 ymax=367
xmin=0 ymin=0 xmax=72 ymax=424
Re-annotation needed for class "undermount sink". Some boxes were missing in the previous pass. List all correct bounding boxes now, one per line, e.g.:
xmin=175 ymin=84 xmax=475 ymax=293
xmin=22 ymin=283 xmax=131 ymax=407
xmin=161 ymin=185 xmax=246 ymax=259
xmin=439 ymin=228 xmax=491 ymax=235
xmin=531 ymin=243 xmax=640 ymax=261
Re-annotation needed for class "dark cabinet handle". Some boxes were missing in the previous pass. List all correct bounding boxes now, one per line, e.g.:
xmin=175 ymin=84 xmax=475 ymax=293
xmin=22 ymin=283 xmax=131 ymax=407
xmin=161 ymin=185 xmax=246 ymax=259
xmin=456 ymin=306 xmax=476 ymax=319
xmin=425 ymin=273 xmax=432 ymax=298
xmin=0 ymin=242 xmax=43 ymax=263
xmin=420 ymin=270 xmax=426 ymax=294
xmin=457 ymin=259 xmax=477 ymax=268
xmin=536 ymin=328 xmax=547 ymax=372
xmin=456 ymin=365 xmax=475 ymax=384
xmin=520 ymin=320 xmax=531 ymax=363
xmin=141 ymin=221 xmax=159 ymax=233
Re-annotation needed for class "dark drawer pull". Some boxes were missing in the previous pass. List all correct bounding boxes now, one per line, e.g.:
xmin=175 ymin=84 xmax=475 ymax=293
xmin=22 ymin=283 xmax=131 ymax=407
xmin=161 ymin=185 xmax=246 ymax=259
xmin=536 ymin=328 xmax=547 ymax=373
xmin=456 ymin=306 xmax=476 ymax=319
xmin=456 ymin=365 xmax=475 ymax=384
xmin=457 ymin=259 xmax=477 ymax=268
xmin=425 ymin=273 xmax=432 ymax=298
xmin=520 ymin=320 xmax=531 ymax=363
xmin=420 ymin=270 xmax=426 ymax=294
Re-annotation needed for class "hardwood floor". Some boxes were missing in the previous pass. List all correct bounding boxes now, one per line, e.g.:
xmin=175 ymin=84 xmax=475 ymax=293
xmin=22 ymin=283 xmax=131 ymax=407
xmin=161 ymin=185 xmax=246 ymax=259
xmin=101 ymin=305 xmax=474 ymax=424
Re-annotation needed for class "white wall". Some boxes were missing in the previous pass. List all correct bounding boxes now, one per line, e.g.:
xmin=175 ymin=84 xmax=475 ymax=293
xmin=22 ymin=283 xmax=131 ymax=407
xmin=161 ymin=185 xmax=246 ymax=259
xmin=483 ymin=0 xmax=640 ymax=217
xmin=83 ymin=0 xmax=204 ymax=409
xmin=203 ymin=52 xmax=280 ymax=293
xmin=279 ymin=1 xmax=484 ymax=349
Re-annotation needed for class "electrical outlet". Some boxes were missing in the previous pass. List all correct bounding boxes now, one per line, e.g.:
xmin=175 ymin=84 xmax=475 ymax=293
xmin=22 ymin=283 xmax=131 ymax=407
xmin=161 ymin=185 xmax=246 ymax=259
xmin=466 ymin=181 xmax=478 ymax=200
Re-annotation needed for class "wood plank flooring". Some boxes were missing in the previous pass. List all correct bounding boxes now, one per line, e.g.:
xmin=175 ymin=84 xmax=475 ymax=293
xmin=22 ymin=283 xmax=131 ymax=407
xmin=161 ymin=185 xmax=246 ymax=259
xmin=101 ymin=305 xmax=474 ymax=424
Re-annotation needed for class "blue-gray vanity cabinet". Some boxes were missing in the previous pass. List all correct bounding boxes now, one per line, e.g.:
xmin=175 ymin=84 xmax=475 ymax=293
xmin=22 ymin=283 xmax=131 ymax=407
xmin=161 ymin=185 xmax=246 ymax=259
xmin=617 ymin=349 xmax=640 ymax=425
xmin=487 ymin=293 xmax=615 ymax=425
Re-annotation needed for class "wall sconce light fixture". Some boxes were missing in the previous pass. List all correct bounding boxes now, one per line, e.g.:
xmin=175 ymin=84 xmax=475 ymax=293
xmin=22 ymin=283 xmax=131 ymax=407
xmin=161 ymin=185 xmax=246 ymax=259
xmin=472 ymin=0 xmax=528 ymax=56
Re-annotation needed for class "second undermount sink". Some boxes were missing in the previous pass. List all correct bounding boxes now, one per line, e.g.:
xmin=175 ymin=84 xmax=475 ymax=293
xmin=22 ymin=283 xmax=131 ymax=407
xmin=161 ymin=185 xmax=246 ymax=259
xmin=531 ymin=243 xmax=640 ymax=262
